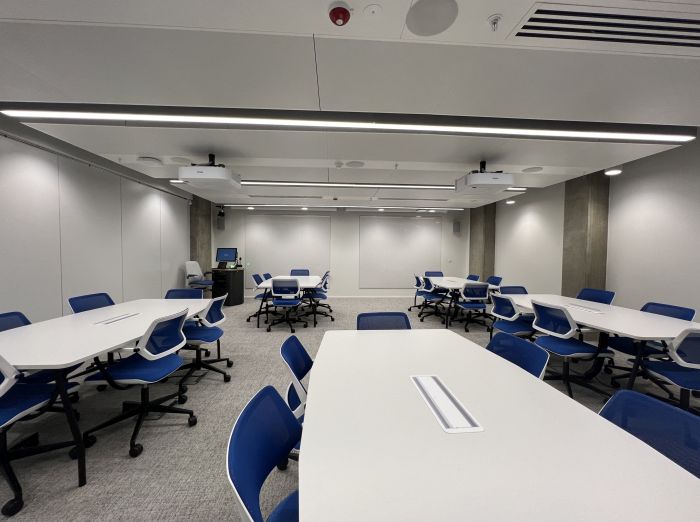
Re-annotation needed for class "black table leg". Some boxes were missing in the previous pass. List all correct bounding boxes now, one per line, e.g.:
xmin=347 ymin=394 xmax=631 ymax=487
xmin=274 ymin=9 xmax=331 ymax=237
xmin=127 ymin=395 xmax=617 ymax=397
xmin=54 ymin=370 xmax=85 ymax=487
xmin=582 ymin=331 xmax=609 ymax=380
xmin=626 ymin=341 xmax=647 ymax=390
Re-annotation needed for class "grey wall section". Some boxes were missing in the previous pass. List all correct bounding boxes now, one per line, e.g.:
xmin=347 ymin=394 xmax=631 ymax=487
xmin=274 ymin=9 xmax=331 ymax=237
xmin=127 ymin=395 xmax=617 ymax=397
xmin=0 ymin=135 xmax=190 ymax=320
xmin=608 ymin=140 xmax=700 ymax=311
xmin=561 ymin=173 xmax=609 ymax=298
xmin=469 ymin=204 xmax=495 ymax=280
xmin=190 ymin=195 xmax=212 ymax=274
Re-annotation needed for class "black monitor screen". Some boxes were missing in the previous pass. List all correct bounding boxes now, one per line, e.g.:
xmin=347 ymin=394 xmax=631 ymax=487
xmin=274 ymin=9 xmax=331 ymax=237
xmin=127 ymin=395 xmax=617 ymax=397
xmin=216 ymin=247 xmax=237 ymax=262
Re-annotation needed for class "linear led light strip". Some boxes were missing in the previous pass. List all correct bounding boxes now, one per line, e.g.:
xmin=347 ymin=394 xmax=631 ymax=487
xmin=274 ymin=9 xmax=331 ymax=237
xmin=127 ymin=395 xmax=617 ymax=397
xmin=223 ymin=204 xmax=465 ymax=211
xmin=205 ymin=180 xmax=527 ymax=191
xmin=1 ymin=110 xmax=694 ymax=143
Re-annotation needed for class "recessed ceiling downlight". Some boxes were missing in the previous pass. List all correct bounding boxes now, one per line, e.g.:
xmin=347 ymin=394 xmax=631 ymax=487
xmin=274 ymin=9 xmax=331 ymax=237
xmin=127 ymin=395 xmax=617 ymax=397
xmin=345 ymin=160 xmax=365 ymax=168
xmin=605 ymin=168 xmax=623 ymax=176
xmin=137 ymin=156 xmax=163 ymax=165
xmin=406 ymin=0 xmax=459 ymax=36
xmin=522 ymin=166 xmax=543 ymax=173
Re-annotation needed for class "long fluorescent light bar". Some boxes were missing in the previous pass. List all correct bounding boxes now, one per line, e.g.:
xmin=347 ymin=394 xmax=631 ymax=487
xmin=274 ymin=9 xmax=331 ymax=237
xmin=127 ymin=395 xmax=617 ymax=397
xmin=2 ymin=109 xmax=694 ymax=143
xmin=223 ymin=203 xmax=465 ymax=211
xmin=240 ymin=180 xmax=454 ymax=190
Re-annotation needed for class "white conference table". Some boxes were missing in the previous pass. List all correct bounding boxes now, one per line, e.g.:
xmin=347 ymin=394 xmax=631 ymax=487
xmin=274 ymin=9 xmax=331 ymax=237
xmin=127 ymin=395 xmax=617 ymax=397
xmin=0 ymin=298 xmax=210 ymax=489
xmin=300 ymin=330 xmax=700 ymax=521
xmin=430 ymin=276 xmax=498 ymax=291
xmin=256 ymin=275 xmax=322 ymax=290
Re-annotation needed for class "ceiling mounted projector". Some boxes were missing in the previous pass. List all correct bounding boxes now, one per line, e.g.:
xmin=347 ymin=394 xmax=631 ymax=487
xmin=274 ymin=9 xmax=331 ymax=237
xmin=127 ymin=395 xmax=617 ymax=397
xmin=455 ymin=161 xmax=514 ymax=194
xmin=178 ymin=154 xmax=241 ymax=189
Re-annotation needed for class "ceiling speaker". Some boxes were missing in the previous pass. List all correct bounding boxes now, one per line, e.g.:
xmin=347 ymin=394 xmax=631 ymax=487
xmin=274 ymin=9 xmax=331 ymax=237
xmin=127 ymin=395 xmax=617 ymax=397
xmin=406 ymin=0 xmax=459 ymax=37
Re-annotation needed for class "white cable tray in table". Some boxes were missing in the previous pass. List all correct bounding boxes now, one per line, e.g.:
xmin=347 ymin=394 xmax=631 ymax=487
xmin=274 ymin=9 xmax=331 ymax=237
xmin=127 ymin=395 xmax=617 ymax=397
xmin=411 ymin=375 xmax=483 ymax=434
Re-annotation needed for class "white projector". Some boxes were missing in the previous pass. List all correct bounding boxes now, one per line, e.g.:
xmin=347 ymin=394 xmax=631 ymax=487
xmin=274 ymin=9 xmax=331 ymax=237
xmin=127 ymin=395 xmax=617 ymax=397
xmin=178 ymin=165 xmax=241 ymax=189
xmin=454 ymin=171 xmax=514 ymax=194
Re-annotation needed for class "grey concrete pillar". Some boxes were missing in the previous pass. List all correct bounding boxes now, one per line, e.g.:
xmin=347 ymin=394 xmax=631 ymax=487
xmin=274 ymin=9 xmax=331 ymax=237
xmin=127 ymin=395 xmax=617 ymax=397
xmin=561 ymin=172 xmax=610 ymax=297
xmin=469 ymin=203 xmax=496 ymax=279
xmin=189 ymin=195 xmax=212 ymax=271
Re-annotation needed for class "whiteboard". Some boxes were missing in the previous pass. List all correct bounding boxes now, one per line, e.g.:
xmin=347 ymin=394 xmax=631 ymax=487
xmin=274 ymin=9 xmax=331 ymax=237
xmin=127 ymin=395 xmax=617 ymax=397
xmin=360 ymin=216 xmax=442 ymax=289
xmin=245 ymin=214 xmax=330 ymax=288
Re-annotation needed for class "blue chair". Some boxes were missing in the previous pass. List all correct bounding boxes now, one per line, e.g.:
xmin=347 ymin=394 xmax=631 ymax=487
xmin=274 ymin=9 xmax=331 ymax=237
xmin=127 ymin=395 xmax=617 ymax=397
xmin=305 ymin=273 xmax=333 ymax=326
xmin=357 ymin=312 xmax=411 ymax=330
xmin=82 ymin=309 xmax=196 ymax=457
xmin=425 ymin=271 xmax=443 ymax=277
xmin=165 ymin=288 xmax=203 ymax=299
xmin=577 ymin=288 xmax=615 ymax=305
xmin=185 ymin=261 xmax=214 ymax=290
xmin=280 ymin=336 xmax=313 ymax=421
xmin=607 ymin=302 xmax=695 ymax=390
xmin=179 ymin=294 xmax=232 ymax=384
xmin=644 ymin=328 xmax=700 ymax=410
xmin=600 ymin=390 xmax=700 ymax=478
xmin=290 ymin=269 xmax=310 ymax=276
xmin=0 ymin=353 xmax=81 ymax=516
xmin=409 ymin=275 xmax=427 ymax=312
xmin=247 ymin=274 xmax=270 ymax=325
xmin=263 ymin=273 xmax=272 ymax=280
xmin=454 ymin=283 xmax=489 ymax=332
xmin=417 ymin=277 xmax=447 ymax=322
xmin=267 ymin=278 xmax=307 ymax=333
xmin=489 ymin=294 xmax=535 ymax=340
xmin=487 ymin=332 xmax=549 ymax=379
xmin=532 ymin=300 xmax=611 ymax=398
xmin=486 ymin=276 xmax=502 ymax=287
xmin=68 ymin=292 xmax=115 ymax=313
xmin=499 ymin=286 xmax=528 ymax=295
xmin=226 ymin=386 xmax=302 ymax=522
xmin=466 ymin=274 xmax=480 ymax=281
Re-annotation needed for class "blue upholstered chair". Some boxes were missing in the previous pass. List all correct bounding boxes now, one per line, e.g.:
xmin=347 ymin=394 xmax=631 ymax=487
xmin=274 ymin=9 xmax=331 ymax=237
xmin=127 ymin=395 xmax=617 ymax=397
xmin=454 ymin=283 xmax=489 ymax=332
xmin=247 ymin=274 xmax=270 ymax=326
xmin=425 ymin=271 xmax=443 ymax=277
xmin=82 ymin=309 xmax=197 ymax=458
xmin=643 ymin=328 xmax=700 ymax=410
xmin=165 ymin=288 xmax=203 ymax=299
xmin=68 ymin=292 xmax=115 ymax=313
xmin=600 ymin=390 xmax=700 ymax=478
xmin=263 ymin=273 xmax=272 ymax=280
xmin=486 ymin=276 xmax=502 ymax=286
xmin=417 ymin=277 xmax=447 ymax=322
xmin=466 ymin=274 xmax=480 ymax=281
xmin=306 ymin=272 xmax=333 ymax=326
xmin=489 ymin=294 xmax=535 ymax=340
xmin=499 ymin=286 xmax=528 ymax=295
xmin=280 ymin=336 xmax=313 ymax=421
xmin=267 ymin=279 xmax=307 ymax=333
xmin=290 ymin=269 xmax=310 ymax=276
xmin=577 ymin=288 xmax=615 ymax=305
xmin=487 ymin=333 xmax=549 ymax=379
xmin=357 ymin=312 xmax=411 ymax=330
xmin=226 ymin=386 xmax=302 ymax=522
xmin=409 ymin=275 xmax=428 ymax=312
xmin=185 ymin=261 xmax=213 ymax=291
xmin=532 ymin=300 xmax=611 ymax=398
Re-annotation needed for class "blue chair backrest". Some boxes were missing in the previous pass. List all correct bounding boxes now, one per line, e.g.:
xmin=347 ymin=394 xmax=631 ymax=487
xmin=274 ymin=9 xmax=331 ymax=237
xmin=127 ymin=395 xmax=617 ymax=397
xmin=413 ymin=275 xmax=422 ymax=288
xmin=577 ymin=288 xmax=615 ymax=305
xmin=0 ymin=311 xmax=30 ymax=332
xmin=499 ymin=286 xmax=528 ymax=295
xmin=252 ymin=274 xmax=264 ymax=286
xmin=670 ymin=329 xmax=700 ymax=367
xmin=280 ymin=335 xmax=313 ymax=382
xmin=142 ymin=310 xmax=187 ymax=358
xmin=466 ymin=274 xmax=480 ymax=281
xmin=600 ymin=390 xmax=700 ymax=478
xmin=423 ymin=277 xmax=434 ymax=292
xmin=290 ymin=269 xmax=310 ymax=276
xmin=461 ymin=284 xmax=489 ymax=300
xmin=486 ymin=275 xmax=503 ymax=286
xmin=263 ymin=273 xmax=272 ymax=280
xmin=272 ymin=278 xmax=300 ymax=298
xmin=165 ymin=288 xmax=203 ymax=299
xmin=425 ymin=271 xmax=443 ymax=277
xmin=203 ymin=295 xmax=226 ymax=326
xmin=532 ymin=301 xmax=575 ymax=337
xmin=286 ymin=382 xmax=303 ymax=418
xmin=357 ymin=312 xmax=411 ymax=330
xmin=227 ymin=386 xmax=303 ymax=522
xmin=642 ymin=302 xmax=695 ymax=321
xmin=487 ymin=333 xmax=549 ymax=378
xmin=68 ymin=292 xmax=115 ymax=313
xmin=492 ymin=295 xmax=518 ymax=320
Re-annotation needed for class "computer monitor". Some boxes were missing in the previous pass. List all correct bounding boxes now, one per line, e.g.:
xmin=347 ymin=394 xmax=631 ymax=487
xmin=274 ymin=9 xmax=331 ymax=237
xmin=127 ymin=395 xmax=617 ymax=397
xmin=216 ymin=247 xmax=238 ymax=263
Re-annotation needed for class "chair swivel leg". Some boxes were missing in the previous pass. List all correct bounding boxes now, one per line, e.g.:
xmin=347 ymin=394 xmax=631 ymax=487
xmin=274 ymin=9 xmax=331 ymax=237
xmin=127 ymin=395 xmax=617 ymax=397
xmin=0 ymin=430 xmax=23 ymax=517
xmin=201 ymin=339 xmax=233 ymax=368
xmin=179 ymin=345 xmax=231 ymax=384
xmin=562 ymin=358 xmax=574 ymax=398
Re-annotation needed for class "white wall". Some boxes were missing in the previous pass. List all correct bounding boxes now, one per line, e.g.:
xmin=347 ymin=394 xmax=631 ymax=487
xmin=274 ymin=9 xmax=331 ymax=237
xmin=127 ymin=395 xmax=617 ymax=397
xmin=0 ymin=135 xmax=190 ymax=321
xmin=607 ymin=140 xmax=700 ymax=311
xmin=213 ymin=209 xmax=470 ymax=297
xmin=494 ymin=183 xmax=565 ymax=293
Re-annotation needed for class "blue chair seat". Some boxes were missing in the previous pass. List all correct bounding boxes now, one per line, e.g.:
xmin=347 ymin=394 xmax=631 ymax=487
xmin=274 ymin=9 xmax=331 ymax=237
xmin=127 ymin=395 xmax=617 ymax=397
xmin=267 ymin=490 xmax=299 ymax=522
xmin=0 ymin=383 xmax=58 ymax=428
xmin=182 ymin=324 xmax=224 ymax=343
xmin=644 ymin=361 xmax=700 ymax=390
xmin=86 ymin=353 xmax=184 ymax=384
xmin=254 ymin=293 xmax=266 ymax=300
xmin=493 ymin=318 xmax=535 ymax=336
xmin=423 ymin=294 xmax=444 ymax=302
xmin=307 ymin=291 xmax=327 ymax=300
xmin=456 ymin=302 xmax=486 ymax=310
xmin=535 ymin=336 xmax=604 ymax=358
xmin=191 ymin=279 xmax=214 ymax=286
xmin=607 ymin=336 xmax=666 ymax=357
xmin=272 ymin=298 xmax=301 ymax=307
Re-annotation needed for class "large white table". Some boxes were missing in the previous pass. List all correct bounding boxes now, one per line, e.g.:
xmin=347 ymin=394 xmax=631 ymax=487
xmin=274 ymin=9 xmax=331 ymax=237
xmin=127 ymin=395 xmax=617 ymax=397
xmin=300 ymin=330 xmax=700 ymax=521
xmin=256 ymin=275 xmax=322 ymax=290
xmin=430 ymin=276 xmax=498 ymax=291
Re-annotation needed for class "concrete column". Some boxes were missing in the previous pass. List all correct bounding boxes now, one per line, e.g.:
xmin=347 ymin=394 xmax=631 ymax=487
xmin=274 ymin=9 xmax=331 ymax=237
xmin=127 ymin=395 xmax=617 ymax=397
xmin=189 ymin=195 xmax=212 ymax=271
xmin=469 ymin=203 xmax=496 ymax=279
xmin=561 ymin=172 xmax=610 ymax=297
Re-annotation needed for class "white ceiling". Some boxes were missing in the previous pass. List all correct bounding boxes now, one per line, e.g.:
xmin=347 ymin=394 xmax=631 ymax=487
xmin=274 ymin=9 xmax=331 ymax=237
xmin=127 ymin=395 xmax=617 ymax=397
xmin=0 ymin=1 xmax=697 ymax=208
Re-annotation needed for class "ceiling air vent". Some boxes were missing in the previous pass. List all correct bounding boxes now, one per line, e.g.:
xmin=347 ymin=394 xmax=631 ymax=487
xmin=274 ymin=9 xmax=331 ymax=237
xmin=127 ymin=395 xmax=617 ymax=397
xmin=512 ymin=3 xmax=700 ymax=55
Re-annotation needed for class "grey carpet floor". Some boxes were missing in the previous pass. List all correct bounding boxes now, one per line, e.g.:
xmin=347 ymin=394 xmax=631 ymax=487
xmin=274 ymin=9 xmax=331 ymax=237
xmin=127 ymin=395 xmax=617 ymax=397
xmin=1 ymin=297 xmax=687 ymax=520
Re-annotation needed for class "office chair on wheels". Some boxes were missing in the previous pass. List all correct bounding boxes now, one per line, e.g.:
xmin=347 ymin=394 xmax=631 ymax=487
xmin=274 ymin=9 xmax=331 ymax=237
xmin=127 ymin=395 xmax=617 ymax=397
xmin=267 ymin=279 xmax=308 ymax=333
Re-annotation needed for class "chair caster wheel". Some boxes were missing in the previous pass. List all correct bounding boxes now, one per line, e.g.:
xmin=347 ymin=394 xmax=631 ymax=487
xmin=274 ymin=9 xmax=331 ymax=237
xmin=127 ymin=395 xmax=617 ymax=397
xmin=611 ymin=380 xmax=620 ymax=389
xmin=331 ymin=317 xmax=335 ymax=322
xmin=204 ymin=350 xmax=211 ymax=357
xmin=188 ymin=415 xmax=198 ymax=427
xmin=84 ymin=434 xmax=97 ymax=448
xmin=303 ymin=323 xmax=308 ymax=328
xmin=178 ymin=394 xmax=188 ymax=404
xmin=224 ymin=374 xmax=231 ymax=383
xmin=1 ymin=498 xmax=24 ymax=517
xmin=266 ymin=327 xmax=271 ymax=332
xmin=277 ymin=459 xmax=288 ymax=471
xmin=420 ymin=318 xmax=424 ymax=322
xmin=291 ymin=329 xmax=295 ymax=333
xmin=70 ymin=393 xmax=80 ymax=403
xmin=226 ymin=360 xmax=233 ymax=368
xmin=129 ymin=444 xmax=143 ymax=458
xmin=97 ymin=385 xmax=107 ymax=392
xmin=246 ymin=317 xmax=251 ymax=322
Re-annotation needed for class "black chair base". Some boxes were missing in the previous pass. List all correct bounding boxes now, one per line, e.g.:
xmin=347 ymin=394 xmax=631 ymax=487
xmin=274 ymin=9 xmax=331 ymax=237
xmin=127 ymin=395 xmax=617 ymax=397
xmin=544 ymin=358 xmax=611 ymax=399
xmin=303 ymin=301 xmax=334 ymax=327
xmin=179 ymin=341 xmax=231 ymax=384
xmin=267 ymin=307 xmax=308 ymax=333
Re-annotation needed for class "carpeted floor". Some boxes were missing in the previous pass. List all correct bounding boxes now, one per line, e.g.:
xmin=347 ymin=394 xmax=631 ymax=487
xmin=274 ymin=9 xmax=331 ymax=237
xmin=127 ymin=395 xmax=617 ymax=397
xmin=1 ymin=297 xmax=684 ymax=520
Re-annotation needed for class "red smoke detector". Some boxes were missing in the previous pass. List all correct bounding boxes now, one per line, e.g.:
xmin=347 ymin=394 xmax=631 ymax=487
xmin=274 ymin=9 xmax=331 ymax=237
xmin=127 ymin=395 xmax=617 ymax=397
xmin=329 ymin=5 xmax=351 ymax=26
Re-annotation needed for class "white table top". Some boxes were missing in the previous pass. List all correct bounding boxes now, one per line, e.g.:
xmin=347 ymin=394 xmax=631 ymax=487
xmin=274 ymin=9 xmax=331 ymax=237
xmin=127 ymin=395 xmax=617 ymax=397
xmin=429 ymin=276 xmax=498 ymax=291
xmin=0 ymin=299 xmax=210 ymax=369
xmin=257 ymin=275 xmax=322 ymax=290
xmin=508 ymin=294 xmax=700 ymax=341
xmin=300 ymin=329 xmax=700 ymax=521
